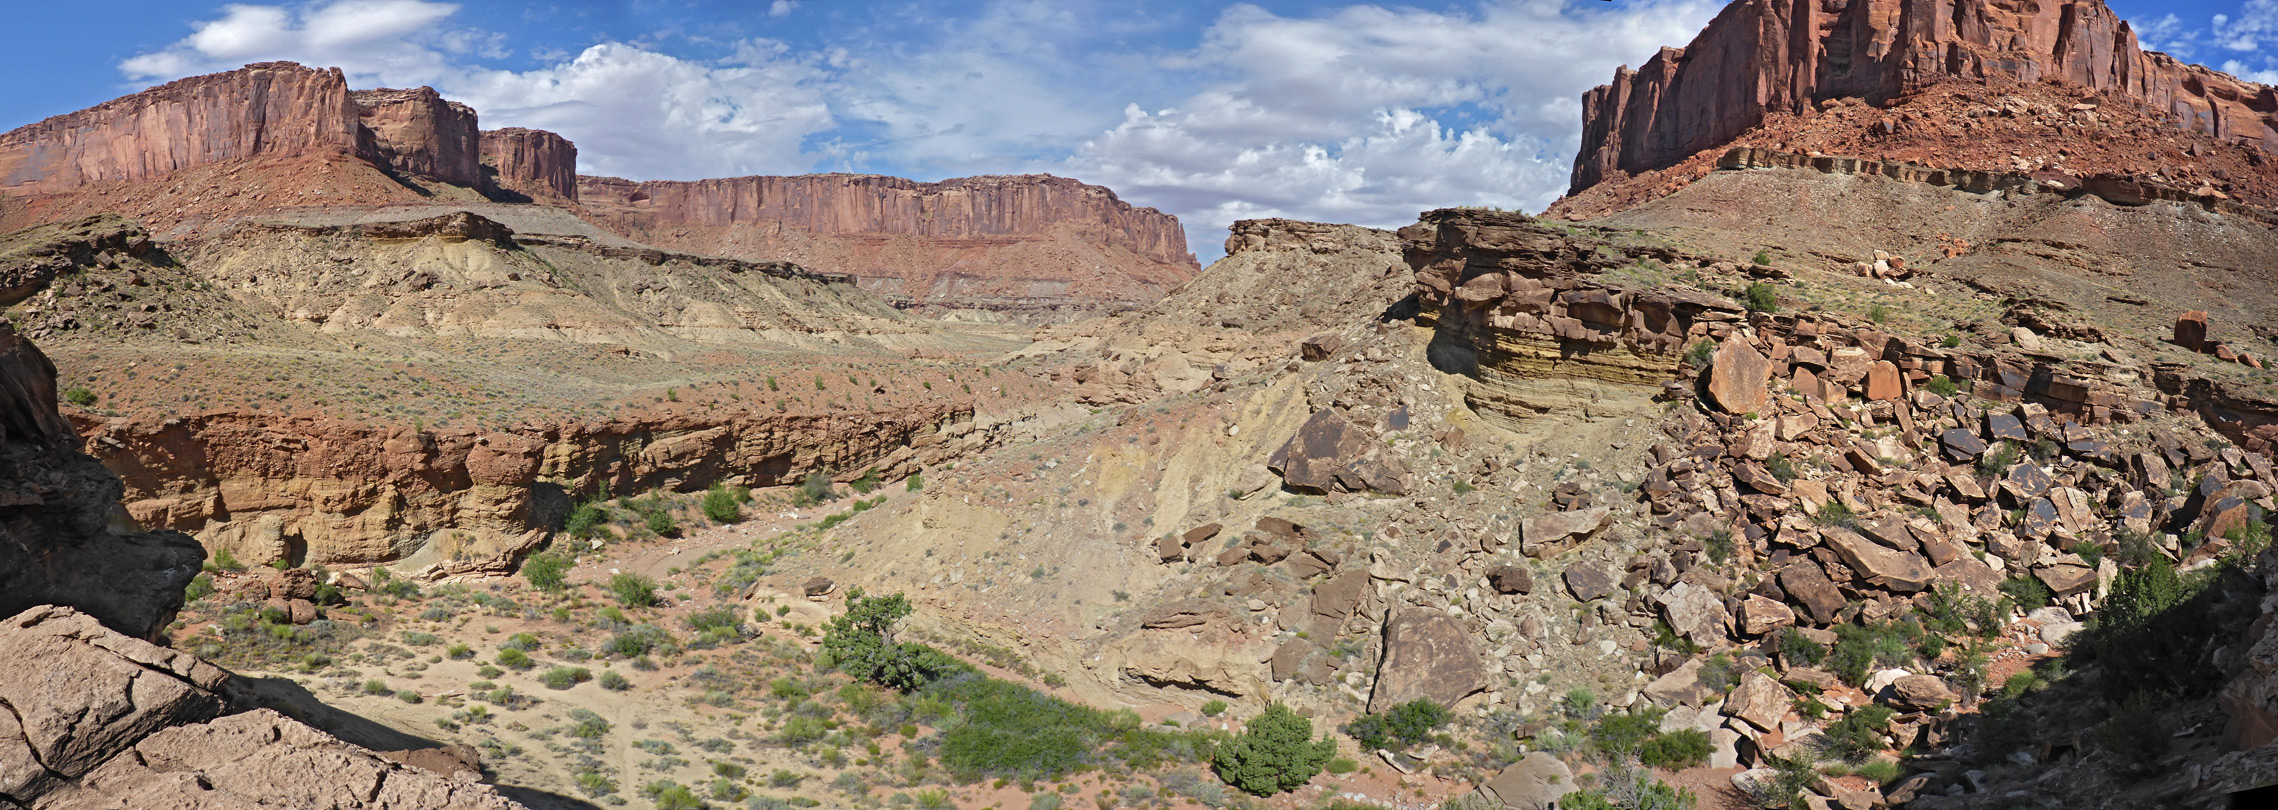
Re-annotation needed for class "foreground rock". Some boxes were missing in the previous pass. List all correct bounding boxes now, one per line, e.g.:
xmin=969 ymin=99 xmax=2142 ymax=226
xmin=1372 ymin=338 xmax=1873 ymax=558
xmin=0 ymin=319 xmax=201 ymax=639
xmin=1368 ymin=608 xmax=1486 ymax=712
xmin=0 ymin=605 xmax=526 ymax=809
xmin=1269 ymin=408 xmax=1413 ymax=495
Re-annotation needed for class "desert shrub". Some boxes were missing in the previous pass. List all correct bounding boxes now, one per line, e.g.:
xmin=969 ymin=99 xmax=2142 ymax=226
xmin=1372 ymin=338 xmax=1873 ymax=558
xmin=685 ymin=605 xmax=744 ymax=635
xmin=495 ymin=648 xmax=534 ymax=670
xmin=568 ymin=708 xmax=610 ymax=738
xmin=562 ymin=500 xmax=608 ymax=539
xmin=1812 ymin=500 xmax=1856 ymax=529
xmin=643 ymin=780 xmax=704 ymax=810
xmin=701 ymin=483 xmax=748 ymax=524
xmin=608 ymin=624 xmax=673 ymax=658
xmin=1999 ymin=574 xmax=2052 ymax=611
xmin=598 ymin=669 xmax=631 ymax=691
xmin=502 ymin=632 xmax=541 ymax=651
xmin=1325 ymin=757 xmax=1358 ymax=774
xmin=1750 ymin=249 xmax=1773 ymax=265
xmin=208 ymin=548 xmax=244 ymax=573
xmin=1855 ymin=759 xmax=1902 ymax=784
xmin=790 ymin=472 xmax=837 ymax=507
xmin=1705 ymin=529 xmax=1735 ymax=564
xmin=574 ymin=770 xmax=617 ymax=797
xmin=521 ymin=552 xmax=571 ymax=593
xmin=1778 ymin=627 xmax=1826 ymax=667
xmin=1590 ymin=708 xmax=1666 ymax=757
xmin=1739 ymin=753 xmax=1819 ymax=809
xmin=1976 ymin=441 xmax=2020 ymax=476
xmin=395 ymin=689 xmax=423 ymax=704
xmin=62 ymin=387 xmax=96 ymax=407
xmin=1213 ymin=703 xmax=1335 ymax=796
xmin=609 ymin=573 xmax=660 ymax=608
xmin=2076 ymin=556 xmax=2240 ymax=703
xmin=849 ymin=468 xmax=882 ymax=494
xmin=1201 ymin=699 xmax=1228 ymax=717
xmin=185 ymin=573 xmax=215 ymax=602
xmin=1921 ymin=581 xmax=2002 ymax=639
xmin=1924 ymin=374 xmax=1960 ymax=397
xmin=643 ymin=509 xmax=678 ymax=537
xmin=1341 ymin=699 xmax=1449 ymax=750
xmin=1866 ymin=304 xmax=1890 ymax=323
xmin=1743 ymin=282 xmax=1778 ymax=313
xmin=1639 ymin=729 xmax=1713 ymax=770
xmin=447 ymin=643 xmax=474 ymax=660
xmin=1561 ymin=687 xmax=1601 ymax=721
xmin=1821 ymin=704 xmax=1894 ymax=762
xmin=1683 ymin=339 xmax=1715 ymax=369
xmin=1562 ymin=759 xmax=1697 ymax=810
xmin=1828 ymin=624 xmax=1914 ymax=686
xmin=820 ymin=589 xmax=963 ymax=691
xmin=540 ymin=666 xmax=592 ymax=690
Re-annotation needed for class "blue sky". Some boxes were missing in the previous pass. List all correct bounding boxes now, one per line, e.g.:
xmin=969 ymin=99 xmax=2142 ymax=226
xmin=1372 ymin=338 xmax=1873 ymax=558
xmin=3 ymin=1 xmax=2273 ymax=260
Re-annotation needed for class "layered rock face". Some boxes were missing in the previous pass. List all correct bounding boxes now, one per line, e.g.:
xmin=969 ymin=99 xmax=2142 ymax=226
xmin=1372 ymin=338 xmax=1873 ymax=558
xmin=1572 ymin=0 xmax=2278 ymax=194
xmin=1404 ymin=208 xmax=1739 ymax=431
xmin=578 ymin=173 xmax=1198 ymax=317
xmin=0 ymin=314 xmax=201 ymax=640
xmin=352 ymin=87 xmax=482 ymax=188
xmin=0 ymin=62 xmax=361 ymax=195
xmin=0 ymin=62 xmax=581 ymax=213
xmin=479 ymin=127 xmax=578 ymax=201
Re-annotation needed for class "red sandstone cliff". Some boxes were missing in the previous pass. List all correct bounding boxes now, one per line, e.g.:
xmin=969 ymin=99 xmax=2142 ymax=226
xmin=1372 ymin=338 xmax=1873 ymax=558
xmin=0 ymin=62 xmax=362 ymax=195
xmin=577 ymin=173 xmax=1199 ymax=316
xmin=352 ymin=87 xmax=482 ymax=188
xmin=480 ymin=127 xmax=578 ymax=201
xmin=0 ymin=62 xmax=582 ymax=218
xmin=1571 ymin=0 xmax=2278 ymax=195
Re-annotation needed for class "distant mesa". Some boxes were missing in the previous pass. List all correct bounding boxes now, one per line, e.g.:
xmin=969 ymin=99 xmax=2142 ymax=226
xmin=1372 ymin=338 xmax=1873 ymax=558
xmin=0 ymin=61 xmax=1195 ymax=316
xmin=1569 ymin=0 xmax=2278 ymax=197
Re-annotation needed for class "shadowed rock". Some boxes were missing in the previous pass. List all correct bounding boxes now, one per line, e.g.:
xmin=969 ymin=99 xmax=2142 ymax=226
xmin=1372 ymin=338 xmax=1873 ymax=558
xmin=1268 ymin=408 xmax=1413 ymax=495
xmin=1368 ymin=607 xmax=1486 ymax=712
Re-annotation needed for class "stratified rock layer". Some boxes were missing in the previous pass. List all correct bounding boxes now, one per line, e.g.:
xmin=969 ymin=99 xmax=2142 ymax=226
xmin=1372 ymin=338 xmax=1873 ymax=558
xmin=577 ymin=173 xmax=1198 ymax=317
xmin=352 ymin=87 xmax=481 ymax=188
xmin=479 ymin=127 xmax=578 ymax=201
xmin=1571 ymin=0 xmax=2278 ymax=194
xmin=0 ymin=63 xmax=362 ymax=194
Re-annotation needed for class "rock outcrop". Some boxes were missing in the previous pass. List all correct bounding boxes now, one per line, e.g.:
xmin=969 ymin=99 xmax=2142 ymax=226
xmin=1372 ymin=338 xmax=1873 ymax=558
xmin=479 ymin=127 xmax=579 ymax=201
xmin=1571 ymin=0 xmax=2278 ymax=195
xmin=577 ymin=173 xmax=1198 ymax=318
xmin=0 ymin=62 xmax=363 ymax=195
xmin=0 ymin=62 xmax=581 ymax=215
xmin=0 ymin=309 xmax=200 ymax=639
xmin=0 ymin=605 xmax=527 ymax=809
xmin=352 ymin=87 xmax=482 ymax=188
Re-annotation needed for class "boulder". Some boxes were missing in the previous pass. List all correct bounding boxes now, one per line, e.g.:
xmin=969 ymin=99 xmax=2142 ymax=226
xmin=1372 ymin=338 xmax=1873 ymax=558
xmin=1140 ymin=599 xmax=1227 ymax=629
xmin=1476 ymin=751 xmax=1574 ymax=810
xmin=1310 ymin=570 xmax=1369 ymax=633
xmin=1300 ymin=333 xmax=1345 ymax=361
xmin=1939 ymin=428 xmax=1987 ymax=462
xmin=1725 ymin=670 xmax=1793 ymax=732
xmin=1740 ymin=595 xmax=1797 ymax=636
xmin=1563 ymin=565 xmax=1617 ymax=602
xmin=1823 ymin=528 xmax=1934 ymax=592
xmin=1864 ymin=361 xmax=1903 ymax=401
xmin=1780 ymin=563 xmax=1847 ymax=624
xmin=266 ymin=568 xmax=320 ymax=602
xmin=2175 ymin=311 xmax=2209 ymax=352
xmin=1522 ymin=506 xmax=1611 ymax=557
xmin=1707 ymin=337 xmax=1772 ymax=415
xmin=1488 ymin=565 xmax=1534 ymax=595
xmin=801 ymin=576 xmax=835 ymax=597
xmin=1655 ymin=581 xmax=1730 ymax=648
xmin=1270 ymin=639 xmax=1318 ymax=682
xmin=1644 ymin=658 xmax=1710 ymax=707
xmin=1157 ymin=535 xmax=1188 ymax=563
xmin=1268 ymin=409 xmax=1413 ymax=495
xmin=1889 ymin=674 xmax=1957 ymax=712
xmin=1368 ymin=608 xmax=1487 ymax=712
xmin=2035 ymin=565 xmax=2098 ymax=597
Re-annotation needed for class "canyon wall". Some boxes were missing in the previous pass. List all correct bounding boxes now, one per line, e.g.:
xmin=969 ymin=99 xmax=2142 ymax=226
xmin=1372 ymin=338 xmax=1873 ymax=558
xmin=578 ymin=173 xmax=1199 ymax=316
xmin=0 ymin=62 xmax=580 ymax=209
xmin=352 ymin=87 xmax=482 ymax=188
xmin=480 ymin=127 xmax=579 ymax=201
xmin=0 ymin=62 xmax=362 ymax=195
xmin=1572 ymin=0 xmax=2278 ymax=194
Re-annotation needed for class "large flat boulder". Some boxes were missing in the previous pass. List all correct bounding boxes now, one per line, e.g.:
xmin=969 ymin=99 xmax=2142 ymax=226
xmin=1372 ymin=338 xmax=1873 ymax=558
xmin=1475 ymin=751 xmax=1574 ymax=809
xmin=1706 ymin=336 xmax=1771 ymax=415
xmin=1822 ymin=527 xmax=1934 ymax=593
xmin=1268 ymin=409 xmax=1413 ymax=495
xmin=1522 ymin=506 xmax=1611 ymax=557
xmin=1368 ymin=607 xmax=1486 ymax=712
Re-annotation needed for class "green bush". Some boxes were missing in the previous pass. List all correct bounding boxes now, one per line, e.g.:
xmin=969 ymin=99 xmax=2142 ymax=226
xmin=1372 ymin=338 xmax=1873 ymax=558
xmin=1341 ymin=699 xmax=1449 ymax=750
xmin=906 ymin=472 xmax=924 ymax=492
xmin=849 ymin=469 xmax=882 ymax=494
xmin=1213 ymin=703 xmax=1335 ymax=796
xmin=1639 ymin=728 xmax=1713 ymax=769
xmin=562 ymin=501 xmax=608 ymax=539
xmin=644 ymin=509 xmax=678 ymax=537
xmin=1562 ymin=760 xmax=1697 ymax=810
xmin=1828 ymin=624 xmax=1914 ymax=686
xmin=1976 ymin=441 xmax=2020 ymax=476
xmin=820 ymin=589 xmax=963 ymax=691
xmin=540 ymin=666 xmax=592 ymax=690
xmin=1591 ymin=708 xmax=1665 ymax=756
xmin=1743 ymin=282 xmax=1778 ymax=313
xmin=790 ymin=471 xmax=837 ymax=507
xmin=184 ymin=573 xmax=215 ymax=602
xmin=2077 ymin=556 xmax=2236 ymax=703
xmin=1779 ymin=627 xmax=1827 ymax=667
xmin=608 ymin=624 xmax=672 ymax=657
xmin=1324 ymin=757 xmax=1358 ymax=774
xmin=521 ymin=552 xmax=572 ymax=593
xmin=609 ymin=573 xmax=661 ymax=608
xmin=1999 ymin=575 xmax=2052 ymax=611
xmin=1683 ymin=339 xmax=1715 ymax=369
xmin=1201 ymin=699 xmax=1228 ymax=717
xmin=446 ymin=643 xmax=474 ymax=660
xmin=1822 ymin=704 xmax=1894 ymax=762
xmin=209 ymin=547 xmax=244 ymax=573
xmin=1924 ymin=374 xmax=1961 ymax=397
xmin=643 ymin=780 xmax=704 ymax=810
xmin=495 ymin=648 xmax=535 ymax=670
xmin=600 ymin=669 xmax=632 ymax=691
xmin=701 ymin=483 xmax=747 ymax=524
xmin=1812 ymin=500 xmax=1856 ymax=529
xmin=61 ymin=387 xmax=96 ymax=407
